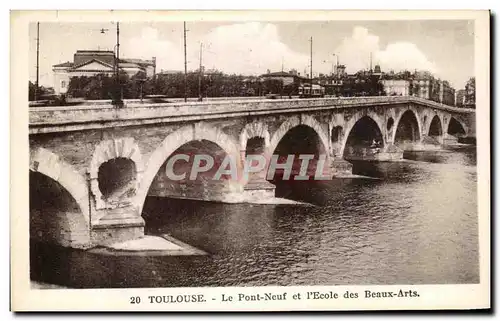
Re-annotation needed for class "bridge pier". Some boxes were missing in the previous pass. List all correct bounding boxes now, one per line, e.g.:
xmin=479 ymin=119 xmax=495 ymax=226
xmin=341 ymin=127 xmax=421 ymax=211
xmin=343 ymin=144 xmax=403 ymax=162
xmin=241 ymin=150 xmax=276 ymax=199
xmin=90 ymin=206 xmax=145 ymax=246
xmin=330 ymin=158 xmax=354 ymax=176
xmin=243 ymin=179 xmax=276 ymax=199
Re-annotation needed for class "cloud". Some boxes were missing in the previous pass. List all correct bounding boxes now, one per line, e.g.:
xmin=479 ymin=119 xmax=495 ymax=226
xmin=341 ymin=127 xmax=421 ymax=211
xmin=121 ymin=27 xmax=184 ymax=71
xmin=122 ymin=23 xmax=310 ymax=75
xmin=334 ymin=26 xmax=437 ymax=75
xmin=120 ymin=24 xmax=437 ymax=78
xmin=375 ymin=42 xmax=437 ymax=74
xmin=200 ymin=22 xmax=309 ymax=75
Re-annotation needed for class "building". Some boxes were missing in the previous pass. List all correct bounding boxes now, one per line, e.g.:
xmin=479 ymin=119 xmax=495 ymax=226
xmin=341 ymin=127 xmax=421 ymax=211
xmin=438 ymin=80 xmax=455 ymax=106
xmin=381 ymin=79 xmax=411 ymax=96
xmin=259 ymin=71 xmax=308 ymax=86
xmin=464 ymin=77 xmax=475 ymax=108
xmin=52 ymin=50 xmax=156 ymax=95
xmin=456 ymin=89 xmax=466 ymax=107
xmin=409 ymin=76 xmax=455 ymax=106
xmin=411 ymin=72 xmax=440 ymax=102
xmin=333 ymin=64 xmax=347 ymax=78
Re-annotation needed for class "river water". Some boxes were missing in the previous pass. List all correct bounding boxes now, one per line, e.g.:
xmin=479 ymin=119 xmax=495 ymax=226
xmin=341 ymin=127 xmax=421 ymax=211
xmin=30 ymin=147 xmax=478 ymax=288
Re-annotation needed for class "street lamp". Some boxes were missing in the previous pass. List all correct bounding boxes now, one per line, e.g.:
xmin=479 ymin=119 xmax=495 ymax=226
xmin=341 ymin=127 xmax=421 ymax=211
xmin=113 ymin=22 xmax=123 ymax=108
xmin=101 ymin=22 xmax=123 ymax=108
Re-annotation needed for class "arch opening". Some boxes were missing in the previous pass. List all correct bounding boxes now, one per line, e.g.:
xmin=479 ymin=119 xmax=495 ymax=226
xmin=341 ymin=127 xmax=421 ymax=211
xmin=245 ymin=136 xmax=267 ymax=182
xmin=246 ymin=137 xmax=266 ymax=156
xmin=429 ymin=116 xmax=442 ymax=136
xmin=343 ymin=116 xmax=384 ymax=159
xmin=270 ymin=124 xmax=328 ymax=181
xmin=29 ymin=171 xmax=89 ymax=247
xmin=423 ymin=115 xmax=443 ymax=145
xmin=146 ymin=139 xmax=235 ymax=201
xmin=448 ymin=117 xmax=466 ymax=136
xmin=273 ymin=125 xmax=327 ymax=156
xmin=97 ymin=157 xmax=137 ymax=202
xmin=424 ymin=115 xmax=443 ymax=145
xmin=143 ymin=139 xmax=238 ymax=233
xmin=394 ymin=110 xmax=421 ymax=145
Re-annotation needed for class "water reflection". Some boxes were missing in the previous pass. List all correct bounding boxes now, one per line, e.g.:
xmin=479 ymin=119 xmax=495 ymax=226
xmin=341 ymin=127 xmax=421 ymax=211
xmin=31 ymin=148 xmax=479 ymax=287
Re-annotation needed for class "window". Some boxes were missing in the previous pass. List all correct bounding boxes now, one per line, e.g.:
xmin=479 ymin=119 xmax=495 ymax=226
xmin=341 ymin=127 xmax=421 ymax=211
xmin=61 ymin=80 xmax=66 ymax=88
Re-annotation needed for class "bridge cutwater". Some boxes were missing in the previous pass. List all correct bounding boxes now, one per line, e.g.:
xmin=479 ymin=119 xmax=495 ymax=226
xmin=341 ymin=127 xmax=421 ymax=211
xmin=29 ymin=96 xmax=476 ymax=249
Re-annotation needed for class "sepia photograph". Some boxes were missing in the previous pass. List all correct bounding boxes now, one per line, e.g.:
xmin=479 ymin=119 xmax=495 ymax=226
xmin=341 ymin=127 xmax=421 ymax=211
xmin=11 ymin=10 xmax=490 ymax=311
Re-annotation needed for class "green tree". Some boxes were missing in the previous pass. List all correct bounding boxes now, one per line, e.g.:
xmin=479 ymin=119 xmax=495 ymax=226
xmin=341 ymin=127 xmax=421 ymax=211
xmin=29 ymin=81 xmax=55 ymax=101
xmin=262 ymin=78 xmax=283 ymax=95
xmin=29 ymin=81 xmax=37 ymax=101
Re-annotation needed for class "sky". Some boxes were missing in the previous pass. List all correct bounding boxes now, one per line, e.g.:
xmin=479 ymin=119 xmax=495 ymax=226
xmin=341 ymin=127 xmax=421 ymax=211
xmin=29 ymin=20 xmax=475 ymax=89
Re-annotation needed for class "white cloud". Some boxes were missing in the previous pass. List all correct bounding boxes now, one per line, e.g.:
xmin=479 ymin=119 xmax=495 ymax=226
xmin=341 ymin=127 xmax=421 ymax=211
xmin=375 ymin=42 xmax=437 ymax=74
xmin=120 ymin=24 xmax=437 ymax=78
xmin=122 ymin=23 xmax=309 ymax=75
xmin=121 ymin=27 xmax=184 ymax=72
xmin=334 ymin=26 xmax=437 ymax=75
xmin=200 ymin=22 xmax=309 ymax=75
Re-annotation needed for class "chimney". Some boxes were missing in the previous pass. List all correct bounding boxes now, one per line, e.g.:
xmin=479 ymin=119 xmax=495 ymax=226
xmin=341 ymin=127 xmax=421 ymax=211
xmin=152 ymin=57 xmax=156 ymax=76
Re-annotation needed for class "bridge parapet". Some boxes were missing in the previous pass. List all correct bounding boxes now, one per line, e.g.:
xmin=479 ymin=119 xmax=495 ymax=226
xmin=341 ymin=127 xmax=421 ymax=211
xmin=29 ymin=96 xmax=475 ymax=133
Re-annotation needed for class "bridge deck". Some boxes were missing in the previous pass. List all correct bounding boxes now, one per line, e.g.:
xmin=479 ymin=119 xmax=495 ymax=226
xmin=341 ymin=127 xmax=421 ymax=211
xmin=29 ymin=96 xmax=475 ymax=134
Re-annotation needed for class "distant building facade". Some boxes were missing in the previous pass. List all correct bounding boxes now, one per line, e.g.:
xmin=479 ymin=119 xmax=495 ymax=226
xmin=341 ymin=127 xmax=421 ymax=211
xmin=411 ymin=72 xmax=440 ymax=102
xmin=438 ymin=80 xmax=456 ymax=106
xmin=464 ymin=77 xmax=475 ymax=108
xmin=52 ymin=50 xmax=156 ymax=95
xmin=381 ymin=79 xmax=411 ymax=96
xmin=259 ymin=71 xmax=307 ymax=86
xmin=456 ymin=89 xmax=466 ymax=107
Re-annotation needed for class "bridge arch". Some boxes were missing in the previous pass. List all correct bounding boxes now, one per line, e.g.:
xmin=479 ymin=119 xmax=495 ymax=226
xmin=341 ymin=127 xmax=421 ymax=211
xmin=447 ymin=116 xmax=467 ymax=136
xmin=340 ymin=113 xmax=386 ymax=157
xmin=89 ymin=138 xmax=144 ymax=210
xmin=268 ymin=115 xmax=329 ymax=158
xmin=137 ymin=123 xmax=242 ymax=213
xmin=29 ymin=148 xmax=90 ymax=247
xmin=427 ymin=115 xmax=443 ymax=140
xmin=240 ymin=121 xmax=271 ymax=152
xmin=392 ymin=109 xmax=422 ymax=144
xmin=30 ymin=147 xmax=89 ymax=224
xmin=342 ymin=115 xmax=385 ymax=159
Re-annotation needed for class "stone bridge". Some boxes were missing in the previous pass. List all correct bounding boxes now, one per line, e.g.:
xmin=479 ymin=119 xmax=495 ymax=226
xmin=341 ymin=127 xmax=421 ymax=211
xmin=28 ymin=96 xmax=475 ymax=248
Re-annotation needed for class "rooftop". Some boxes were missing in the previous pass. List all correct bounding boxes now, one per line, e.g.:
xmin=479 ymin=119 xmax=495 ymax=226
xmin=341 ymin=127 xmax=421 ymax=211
xmin=261 ymin=71 xmax=296 ymax=77
xmin=75 ymin=50 xmax=114 ymax=54
xmin=53 ymin=61 xmax=74 ymax=68
xmin=121 ymin=58 xmax=155 ymax=66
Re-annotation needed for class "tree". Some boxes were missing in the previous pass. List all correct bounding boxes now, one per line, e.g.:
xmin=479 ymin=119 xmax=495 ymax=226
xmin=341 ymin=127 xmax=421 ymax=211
xmin=29 ymin=81 xmax=37 ymax=101
xmin=465 ymin=77 xmax=475 ymax=108
xmin=283 ymin=82 xmax=299 ymax=96
xmin=262 ymin=78 xmax=283 ymax=95
xmin=29 ymin=81 xmax=53 ymax=101
xmin=67 ymin=72 xmax=131 ymax=100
